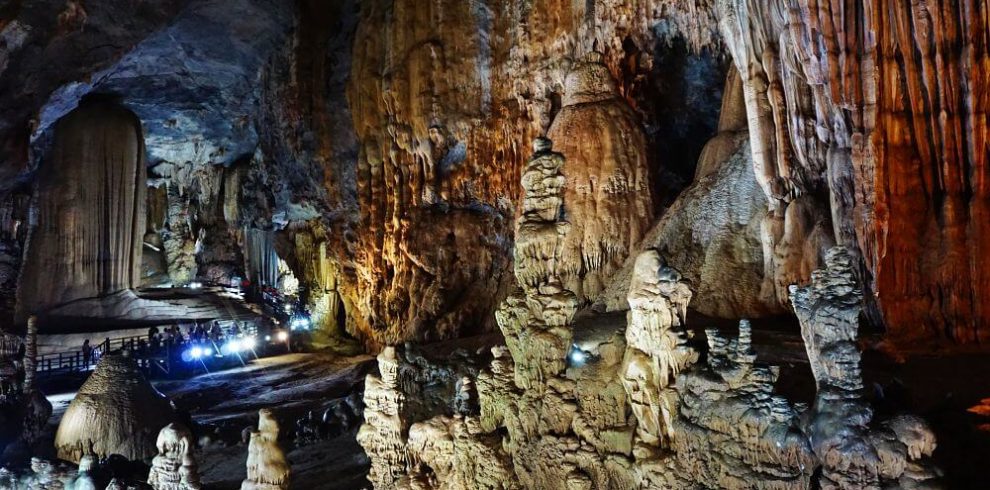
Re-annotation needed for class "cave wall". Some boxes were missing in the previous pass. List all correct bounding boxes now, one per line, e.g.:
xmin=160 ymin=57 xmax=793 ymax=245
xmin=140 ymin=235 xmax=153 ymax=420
xmin=16 ymin=99 xmax=147 ymax=320
xmin=319 ymin=0 xmax=728 ymax=347
xmin=716 ymin=0 xmax=990 ymax=342
xmin=0 ymin=0 xmax=986 ymax=344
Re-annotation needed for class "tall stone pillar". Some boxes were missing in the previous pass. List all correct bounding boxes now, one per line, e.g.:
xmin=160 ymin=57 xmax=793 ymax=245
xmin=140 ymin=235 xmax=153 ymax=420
xmin=17 ymin=99 xmax=147 ymax=321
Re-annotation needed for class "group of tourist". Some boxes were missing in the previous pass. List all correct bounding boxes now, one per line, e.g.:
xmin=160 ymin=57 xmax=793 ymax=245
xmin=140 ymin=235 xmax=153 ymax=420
xmin=99 ymin=321 xmax=244 ymax=363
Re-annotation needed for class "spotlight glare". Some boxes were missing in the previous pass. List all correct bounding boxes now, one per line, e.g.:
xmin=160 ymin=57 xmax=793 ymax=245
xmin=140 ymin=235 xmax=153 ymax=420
xmin=190 ymin=347 xmax=203 ymax=359
xmin=277 ymin=331 xmax=289 ymax=342
xmin=203 ymin=347 xmax=213 ymax=356
xmin=243 ymin=336 xmax=257 ymax=349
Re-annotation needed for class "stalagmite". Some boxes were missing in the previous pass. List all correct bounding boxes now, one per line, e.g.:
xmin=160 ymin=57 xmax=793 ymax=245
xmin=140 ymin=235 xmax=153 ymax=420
xmin=148 ymin=423 xmax=202 ymax=490
xmin=55 ymin=354 xmax=175 ymax=463
xmin=359 ymin=145 xmax=946 ymax=490
xmin=356 ymin=347 xmax=407 ymax=490
xmin=791 ymin=247 xmax=943 ymax=489
xmin=71 ymin=455 xmax=99 ymax=490
xmin=17 ymin=99 xmax=147 ymax=321
xmin=547 ymin=53 xmax=653 ymax=304
xmin=621 ymin=250 xmax=696 ymax=452
xmin=674 ymin=322 xmax=814 ymax=488
xmin=498 ymin=138 xmax=578 ymax=392
xmin=242 ymin=409 xmax=290 ymax=490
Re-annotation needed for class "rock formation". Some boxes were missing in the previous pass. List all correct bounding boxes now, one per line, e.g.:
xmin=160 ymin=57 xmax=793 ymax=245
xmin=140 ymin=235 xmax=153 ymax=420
xmin=600 ymin=70 xmax=786 ymax=318
xmin=675 ymin=323 xmax=815 ymax=488
xmin=147 ymin=423 xmax=202 ymax=490
xmin=55 ymin=354 xmax=175 ymax=463
xmin=498 ymin=138 xmax=578 ymax=391
xmin=359 ymin=145 xmax=945 ymax=489
xmin=546 ymin=53 xmax=654 ymax=304
xmin=242 ymin=409 xmax=290 ymax=490
xmin=16 ymin=99 xmax=146 ymax=321
xmin=0 ymin=0 xmax=983 ymax=345
xmin=71 ymin=455 xmax=99 ymax=490
xmin=621 ymin=250 xmax=696 ymax=452
xmin=0 ymin=315 xmax=51 ymax=458
xmin=21 ymin=457 xmax=75 ymax=489
xmin=356 ymin=347 xmax=408 ymax=490
xmin=791 ymin=247 xmax=942 ymax=489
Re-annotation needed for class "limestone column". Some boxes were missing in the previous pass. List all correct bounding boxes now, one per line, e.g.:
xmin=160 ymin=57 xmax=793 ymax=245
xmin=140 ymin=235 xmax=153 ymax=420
xmin=17 ymin=99 xmax=146 ymax=321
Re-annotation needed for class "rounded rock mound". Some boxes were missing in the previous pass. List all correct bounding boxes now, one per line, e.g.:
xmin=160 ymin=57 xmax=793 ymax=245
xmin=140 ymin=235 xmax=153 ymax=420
xmin=55 ymin=353 xmax=175 ymax=463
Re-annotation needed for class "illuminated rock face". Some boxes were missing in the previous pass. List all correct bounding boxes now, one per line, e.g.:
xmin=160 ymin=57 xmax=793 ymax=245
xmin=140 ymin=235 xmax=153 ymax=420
xmin=16 ymin=100 xmax=146 ymax=321
xmin=1 ymin=0 xmax=987 ymax=344
xmin=358 ymin=143 xmax=944 ymax=489
xmin=547 ymin=54 xmax=653 ymax=304
xmin=715 ymin=0 xmax=990 ymax=341
xmin=54 ymin=354 xmax=174 ymax=463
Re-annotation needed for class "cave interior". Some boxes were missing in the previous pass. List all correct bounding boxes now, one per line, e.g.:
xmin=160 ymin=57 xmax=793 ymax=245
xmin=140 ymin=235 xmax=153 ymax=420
xmin=0 ymin=0 xmax=988 ymax=489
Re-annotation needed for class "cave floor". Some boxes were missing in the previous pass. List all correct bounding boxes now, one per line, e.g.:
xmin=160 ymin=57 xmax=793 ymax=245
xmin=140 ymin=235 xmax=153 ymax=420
xmin=43 ymin=351 xmax=376 ymax=490
xmin=36 ymin=312 xmax=990 ymax=489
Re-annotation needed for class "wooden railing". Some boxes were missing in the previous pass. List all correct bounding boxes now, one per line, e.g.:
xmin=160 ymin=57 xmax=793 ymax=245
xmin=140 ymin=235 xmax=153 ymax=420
xmin=36 ymin=337 xmax=111 ymax=375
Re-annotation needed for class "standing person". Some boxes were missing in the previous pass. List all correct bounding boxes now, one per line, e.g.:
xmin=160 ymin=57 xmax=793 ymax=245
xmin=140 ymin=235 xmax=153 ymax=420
xmin=81 ymin=339 xmax=92 ymax=369
xmin=148 ymin=325 xmax=159 ymax=342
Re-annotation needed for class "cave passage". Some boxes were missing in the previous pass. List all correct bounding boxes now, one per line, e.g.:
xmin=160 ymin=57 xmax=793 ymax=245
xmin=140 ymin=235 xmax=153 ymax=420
xmin=0 ymin=0 xmax=987 ymax=489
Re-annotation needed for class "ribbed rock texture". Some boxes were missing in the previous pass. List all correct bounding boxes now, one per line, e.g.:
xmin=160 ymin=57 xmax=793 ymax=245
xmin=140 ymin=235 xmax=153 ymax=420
xmin=715 ymin=0 xmax=990 ymax=341
xmin=16 ymin=100 xmax=146 ymax=321
xmin=326 ymin=0 xmax=723 ymax=346
xmin=54 ymin=354 xmax=175 ymax=463
xmin=547 ymin=54 xmax=654 ymax=304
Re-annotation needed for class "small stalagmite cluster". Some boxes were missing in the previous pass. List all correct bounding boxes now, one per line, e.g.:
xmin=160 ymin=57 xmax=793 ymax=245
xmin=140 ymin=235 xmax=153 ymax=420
xmin=357 ymin=139 xmax=944 ymax=489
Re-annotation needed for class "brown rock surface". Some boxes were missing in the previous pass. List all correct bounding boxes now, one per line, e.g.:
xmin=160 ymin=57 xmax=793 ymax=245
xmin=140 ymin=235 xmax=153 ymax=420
xmin=548 ymin=54 xmax=654 ymax=304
